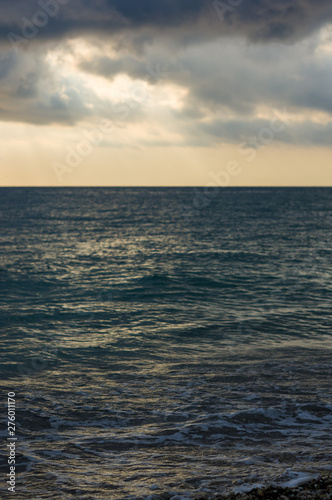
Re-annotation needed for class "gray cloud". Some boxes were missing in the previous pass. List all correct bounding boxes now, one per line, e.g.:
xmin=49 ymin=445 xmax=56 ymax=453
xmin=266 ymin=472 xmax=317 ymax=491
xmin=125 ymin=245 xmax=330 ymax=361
xmin=79 ymin=35 xmax=332 ymax=118
xmin=196 ymin=117 xmax=332 ymax=148
xmin=0 ymin=0 xmax=332 ymax=151
xmin=0 ymin=47 xmax=145 ymax=125
xmin=0 ymin=50 xmax=16 ymax=78
xmin=1 ymin=0 xmax=332 ymax=47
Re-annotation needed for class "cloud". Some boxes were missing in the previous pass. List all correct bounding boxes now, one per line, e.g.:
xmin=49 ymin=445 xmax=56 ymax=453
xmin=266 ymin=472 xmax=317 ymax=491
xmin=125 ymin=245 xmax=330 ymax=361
xmin=1 ymin=0 xmax=332 ymax=48
xmin=195 ymin=117 xmax=332 ymax=148
xmin=78 ymin=33 xmax=332 ymax=118
xmin=0 ymin=50 xmax=16 ymax=78
xmin=0 ymin=0 xmax=332 ymax=151
xmin=0 ymin=46 xmax=146 ymax=125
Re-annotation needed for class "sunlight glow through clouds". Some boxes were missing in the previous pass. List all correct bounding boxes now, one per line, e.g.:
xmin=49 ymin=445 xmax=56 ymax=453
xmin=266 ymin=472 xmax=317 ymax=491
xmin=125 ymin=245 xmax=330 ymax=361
xmin=1 ymin=4 xmax=332 ymax=185
xmin=316 ymin=25 xmax=332 ymax=54
xmin=45 ymin=39 xmax=187 ymax=122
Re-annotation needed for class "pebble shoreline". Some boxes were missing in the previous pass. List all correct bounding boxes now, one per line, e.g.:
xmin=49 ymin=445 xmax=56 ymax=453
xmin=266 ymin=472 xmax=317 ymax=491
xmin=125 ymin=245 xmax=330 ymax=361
xmin=143 ymin=474 xmax=332 ymax=500
xmin=195 ymin=474 xmax=332 ymax=499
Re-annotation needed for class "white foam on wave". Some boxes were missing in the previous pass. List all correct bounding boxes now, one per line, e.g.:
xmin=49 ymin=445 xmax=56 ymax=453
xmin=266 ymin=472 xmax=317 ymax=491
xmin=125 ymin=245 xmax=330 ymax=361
xmin=235 ymin=483 xmax=264 ymax=493
xmin=273 ymin=469 xmax=322 ymax=488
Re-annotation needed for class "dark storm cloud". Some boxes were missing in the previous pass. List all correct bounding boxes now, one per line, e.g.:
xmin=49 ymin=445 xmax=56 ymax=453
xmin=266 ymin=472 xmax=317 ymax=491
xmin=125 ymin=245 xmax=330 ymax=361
xmin=1 ymin=0 xmax=332 ymax=45
xmin=0 ymin=50 xmax=16 ymax=78
xmin=109 ymin=0 xmax=206 ymax=26
xmin=80 ymin=36 xmax=332 ymax=118
xmin=0 ymin=0 xmax=332 ymax=150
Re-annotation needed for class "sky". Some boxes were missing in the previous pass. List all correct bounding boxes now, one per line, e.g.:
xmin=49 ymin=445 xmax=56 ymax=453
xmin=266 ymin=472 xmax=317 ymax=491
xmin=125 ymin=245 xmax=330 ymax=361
xmin=0 ymin=0 xmax=332 ymax=186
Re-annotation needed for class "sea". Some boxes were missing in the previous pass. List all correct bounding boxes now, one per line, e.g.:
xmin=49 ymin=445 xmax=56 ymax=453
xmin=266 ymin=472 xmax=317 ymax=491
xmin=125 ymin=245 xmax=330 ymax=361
xmin=0 ymin=187 xmax=331 ymax=499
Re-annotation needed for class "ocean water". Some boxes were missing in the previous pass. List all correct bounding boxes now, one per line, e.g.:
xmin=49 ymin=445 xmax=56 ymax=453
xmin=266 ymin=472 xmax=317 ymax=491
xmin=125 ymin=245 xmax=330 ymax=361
xmin=0 ymin=187 xmax=331 ymax=499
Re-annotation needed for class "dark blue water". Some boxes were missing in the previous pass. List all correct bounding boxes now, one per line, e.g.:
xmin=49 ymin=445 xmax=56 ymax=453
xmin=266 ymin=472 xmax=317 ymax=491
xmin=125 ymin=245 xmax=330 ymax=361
xmin=0 ymin=188 xmax=331 ymax=498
